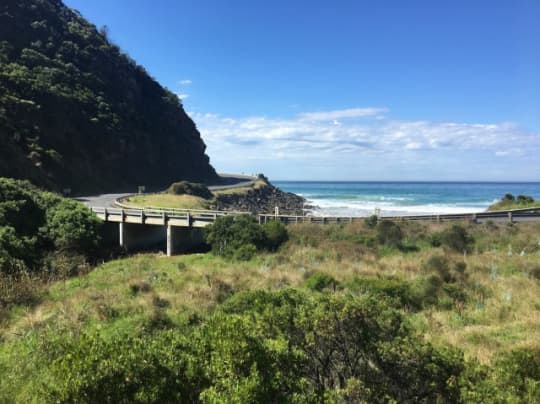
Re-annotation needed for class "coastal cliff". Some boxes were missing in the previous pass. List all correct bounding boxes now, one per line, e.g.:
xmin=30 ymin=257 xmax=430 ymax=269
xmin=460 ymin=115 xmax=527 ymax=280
xmin=0 ymin=0 xmax=218 ymax=194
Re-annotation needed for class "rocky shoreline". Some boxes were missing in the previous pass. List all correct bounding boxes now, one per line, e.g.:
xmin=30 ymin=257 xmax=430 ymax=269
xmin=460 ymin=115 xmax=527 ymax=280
xmin=213 ymin=182 xmax=308 ymax=216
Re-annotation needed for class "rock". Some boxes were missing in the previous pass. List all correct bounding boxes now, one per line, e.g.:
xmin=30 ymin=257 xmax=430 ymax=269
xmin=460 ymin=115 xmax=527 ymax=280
xmin=212 ymin=183 xmax=308 ymax=215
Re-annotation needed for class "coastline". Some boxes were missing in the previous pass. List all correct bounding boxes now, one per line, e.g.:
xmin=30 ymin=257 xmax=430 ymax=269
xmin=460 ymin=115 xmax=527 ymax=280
xmin=275 ymin=180 xmax=540 ymax=217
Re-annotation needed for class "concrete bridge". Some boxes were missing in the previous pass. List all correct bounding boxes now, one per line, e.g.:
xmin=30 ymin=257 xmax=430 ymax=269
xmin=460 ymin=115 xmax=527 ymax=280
xmin=90 ymin=206 xmax=540 ymax=256
xmin=91 ymin=207 xmax=247 ymax=256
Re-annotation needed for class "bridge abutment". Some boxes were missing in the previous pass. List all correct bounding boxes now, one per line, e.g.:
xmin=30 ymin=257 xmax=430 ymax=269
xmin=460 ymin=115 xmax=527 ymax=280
xmin=167 ymin=225 xmax=205 ymax=256
xmin=118 ymin=222 xmax=167 ymax=252
xmin=113 ymin=222 xmax=205 ymax=255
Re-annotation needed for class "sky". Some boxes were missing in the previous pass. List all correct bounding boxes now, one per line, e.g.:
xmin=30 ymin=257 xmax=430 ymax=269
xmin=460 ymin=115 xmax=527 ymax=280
xmin=64 ymin=0 xmax=540 ymax=181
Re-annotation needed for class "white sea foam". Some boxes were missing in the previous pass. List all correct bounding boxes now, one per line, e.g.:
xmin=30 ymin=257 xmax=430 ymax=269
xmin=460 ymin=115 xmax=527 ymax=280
xmin=306 ymin=198 xmax=490 ymax=217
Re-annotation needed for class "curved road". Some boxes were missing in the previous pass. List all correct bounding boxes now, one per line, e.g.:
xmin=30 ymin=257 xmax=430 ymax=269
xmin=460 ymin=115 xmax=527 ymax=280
xmin=75 ymin=173 xmax=257 ymax=208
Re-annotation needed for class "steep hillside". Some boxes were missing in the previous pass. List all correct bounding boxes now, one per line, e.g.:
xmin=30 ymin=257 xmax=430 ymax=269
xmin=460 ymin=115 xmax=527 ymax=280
xmin=0 ymin=0 xmax=218 ymax=194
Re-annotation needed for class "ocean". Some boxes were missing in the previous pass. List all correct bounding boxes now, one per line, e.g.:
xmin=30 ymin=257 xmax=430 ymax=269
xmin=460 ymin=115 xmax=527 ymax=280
xmin=272 ymin=181 xmax=540 ymax=217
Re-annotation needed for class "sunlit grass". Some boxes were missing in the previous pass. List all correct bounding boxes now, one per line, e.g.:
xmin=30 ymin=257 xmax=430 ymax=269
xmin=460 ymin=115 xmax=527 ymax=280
xmin=123 ymin=193 xmax=210 ymax=209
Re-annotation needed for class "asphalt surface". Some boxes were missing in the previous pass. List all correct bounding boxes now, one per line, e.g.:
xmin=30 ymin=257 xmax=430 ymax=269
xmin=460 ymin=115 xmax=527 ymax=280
xmin=75 ymin=174 xmax=257 ymax=208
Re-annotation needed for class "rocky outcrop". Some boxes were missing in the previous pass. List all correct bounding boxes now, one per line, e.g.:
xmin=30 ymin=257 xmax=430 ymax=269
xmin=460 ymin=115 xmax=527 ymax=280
xmin=213 ymin=184 xmax=307 ymax=215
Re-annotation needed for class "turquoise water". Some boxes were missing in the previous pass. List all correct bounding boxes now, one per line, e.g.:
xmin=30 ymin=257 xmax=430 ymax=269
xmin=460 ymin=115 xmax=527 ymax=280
xmin=273 ymin=181 xmax=540 ymax=216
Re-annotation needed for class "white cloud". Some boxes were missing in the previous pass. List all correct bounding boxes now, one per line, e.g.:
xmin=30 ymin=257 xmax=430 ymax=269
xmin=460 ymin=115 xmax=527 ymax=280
xmin=298 ymin=107 xmax=388 ymax=121
xmin=178 ymin=79 xmax=192 ymax=85
xmin=190 ymin=107 xmax=540 ymax=180
xmin=176 ymin=93 xmax=189 ymax=100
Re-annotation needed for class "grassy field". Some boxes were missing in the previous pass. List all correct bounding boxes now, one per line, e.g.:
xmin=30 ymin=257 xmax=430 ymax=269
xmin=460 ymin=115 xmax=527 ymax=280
xmin=123 ymin=193 xmax=211 ymax=210
xmin=1 ymin=219 xmax=539 ymax=400
xmin=2 ymin=220 xmax=539 ymax=358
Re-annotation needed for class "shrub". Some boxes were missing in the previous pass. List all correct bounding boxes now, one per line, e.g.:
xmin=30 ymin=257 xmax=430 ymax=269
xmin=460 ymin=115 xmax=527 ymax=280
xmin=516 ymin=194 xmax=534 ymax=204
xmin=348 ymin=276 xmax=424 ymax=310
xmin=430 ymin=232 xmax=442 ymax=247
xmin=423 ymin=254 xmax=467 ymax=284
xmin=261 ymin=221 xmax=288 ymax=251
xmin=233 ymin=243 xmax=257 ymax=261
xmin=205 ymin=215 xmax=288 ymax=259
xmin=494 ymin=348 xmax=540 ymax=400
xmin=43 ymin=330 xmax=202 ymax=403
xmin=0 ymin=178 xmax=103 ymax=275
xmin=441 ymin=224 xmax=473 ymax=252
xmin=205 ymin=215 xmax=265 ymax=258
xmin=167 ymin=181 xmax=212 ymax=199
xmin=305 ymin=272 xmax=337 ymax=292
xmin=376 ymin=220 xmax=403 ymax=248
xmin=45 ymin=198 xmax=102 ymax=253
xmin=503 ymin=193 xmax=515 ymax=202
xmin=218 ymin=290 xmax=464 ymax=402
xmin=365 ymin=215 xmax=378 ymax=228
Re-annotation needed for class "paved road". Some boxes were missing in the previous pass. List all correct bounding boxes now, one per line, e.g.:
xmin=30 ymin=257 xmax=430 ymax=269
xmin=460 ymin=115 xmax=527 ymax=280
xmin=74 ymin=193 xmax=132 ymax=208
xmin=207 ymin=173 xmax=258 ymax=191
xmin=75 ymin=173 xmax=257 ymax=208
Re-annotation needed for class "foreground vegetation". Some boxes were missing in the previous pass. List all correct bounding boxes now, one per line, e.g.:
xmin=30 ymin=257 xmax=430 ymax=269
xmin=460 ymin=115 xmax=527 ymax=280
xmin=1 ymin=206 xmax=539 ymax=402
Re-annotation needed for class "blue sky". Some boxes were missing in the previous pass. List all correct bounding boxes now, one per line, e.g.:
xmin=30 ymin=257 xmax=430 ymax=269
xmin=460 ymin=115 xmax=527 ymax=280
xmin=64 ymin=0 xmax=540 ymax=180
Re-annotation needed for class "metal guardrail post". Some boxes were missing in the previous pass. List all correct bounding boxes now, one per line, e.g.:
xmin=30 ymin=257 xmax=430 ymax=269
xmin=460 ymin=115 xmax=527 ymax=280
xmin=104 ymin=207 xmax=108 ymax=221
xmin=508 ymin=212 xmax=513 ymax=223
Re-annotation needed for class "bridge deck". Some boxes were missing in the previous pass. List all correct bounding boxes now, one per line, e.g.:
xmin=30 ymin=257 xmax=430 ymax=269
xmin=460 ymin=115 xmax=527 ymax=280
xmin=90 ymin=206 xmax=540 ymax=227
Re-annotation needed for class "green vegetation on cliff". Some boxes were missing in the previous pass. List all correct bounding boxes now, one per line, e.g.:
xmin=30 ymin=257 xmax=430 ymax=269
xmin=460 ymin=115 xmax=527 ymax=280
xmin=488 ymin=193 xmax=540 ymax=211
xmin=0 ymin=0 xmax=217 ymax=193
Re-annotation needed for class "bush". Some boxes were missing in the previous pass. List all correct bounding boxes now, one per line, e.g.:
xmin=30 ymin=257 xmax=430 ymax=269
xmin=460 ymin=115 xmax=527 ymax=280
xmin=365 ymin=215 xmax=378 ymax=228
xmin=494 ymin=348 xmax=540 ymax=400
xmin=0 ymin=178 xmax=102 ymax=275
xmin=205 ymin=215 xmax=265 ymax=258
xmin=43 ymin=330 xmax=202 ymax=403
xmin=376 ymin=220 xmax=403 ymax=248
xmin=218 ymin=290 xmax=464 ymax=402
xmin=423 ymin=254 xmax=467 ymax=284
xmin=167 ymin=181 xmax=212 ymax=199
xmin=233 ymin=243 xmax=257 ymax=261
xmin=441 ymin=224 xmax=473 ymax=252
xmin=261 ymin=221 xmax=288 ymax=251
xmin=503 ymin=193 xmax=515 ymax=202
xmin=205 ymin=215 xmax=288 ymax=259
xmin=348 ymin=276 xmax=424 ymax=310
xmin=516 ymin=194 xmax=534 ymax=204
xmin=305 ymin=272 xmax=337 ymax=292
xmin=45 ymin=199 xmax=102 ymax=253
